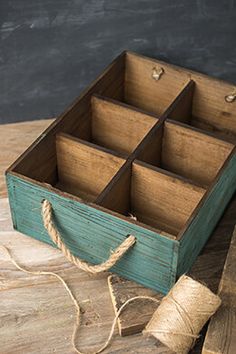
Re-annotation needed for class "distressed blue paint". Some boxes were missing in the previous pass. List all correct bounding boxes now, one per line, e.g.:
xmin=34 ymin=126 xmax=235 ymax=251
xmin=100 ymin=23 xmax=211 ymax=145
xmin=6 ymin=173 xmax=178 ymax=294
xmin=177 ymin=152 xmax=236 ymax=276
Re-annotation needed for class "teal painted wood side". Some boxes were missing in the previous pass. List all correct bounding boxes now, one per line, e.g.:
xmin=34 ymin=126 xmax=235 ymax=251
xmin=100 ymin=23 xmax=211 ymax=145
xmin=6 ymin=173 xmax=179 ymax=294
xmin=177 ymin=152 xmax=236 ymax=276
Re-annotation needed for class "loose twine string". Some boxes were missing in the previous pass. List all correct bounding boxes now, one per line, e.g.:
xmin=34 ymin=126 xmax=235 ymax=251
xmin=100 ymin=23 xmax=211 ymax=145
xmin=0 ymin=245 xmax=159 ymax=354
xmin=0 ymin=200 xmax=222 ymax=353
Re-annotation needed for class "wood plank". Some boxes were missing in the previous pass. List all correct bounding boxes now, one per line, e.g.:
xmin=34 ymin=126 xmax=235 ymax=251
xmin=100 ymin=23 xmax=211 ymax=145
xmin=162 ymin=121 xmax=234 ymax=186
xmin=124 ymin=52 xmax=190 ymax=115
xmin=177 ymin=148 xmax=236 ymax=271
xmin=202 ymin=225 xmax=236 ymax=354
xmin=0 ymin=119 xmax=54 ymax=199
xmin=108 ymin=275 xmax=163 ymax=336
xmin=56 ymin=133 xmax=125 ymax=201
xmin=191 ymin=74 xmax=236 ymax=141
xmin=131 ymin=161 xmax=206 ymax=236
xmin=91 ymin=95 xmax=157 ymax=154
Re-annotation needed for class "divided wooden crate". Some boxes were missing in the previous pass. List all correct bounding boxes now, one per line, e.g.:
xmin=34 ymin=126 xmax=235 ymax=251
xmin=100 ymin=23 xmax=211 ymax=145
xmin=6 ymin=51 xmax=236 ymax=294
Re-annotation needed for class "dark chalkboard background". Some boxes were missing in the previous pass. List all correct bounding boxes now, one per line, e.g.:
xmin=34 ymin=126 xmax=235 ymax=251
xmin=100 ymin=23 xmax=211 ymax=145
xmin=1 ymin=0 xmax=236 ymax=124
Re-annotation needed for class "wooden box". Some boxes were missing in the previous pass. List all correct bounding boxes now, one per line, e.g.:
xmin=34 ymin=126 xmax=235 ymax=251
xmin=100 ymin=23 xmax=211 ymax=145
xmin=6 ymin=51 xmax=236 ymax=294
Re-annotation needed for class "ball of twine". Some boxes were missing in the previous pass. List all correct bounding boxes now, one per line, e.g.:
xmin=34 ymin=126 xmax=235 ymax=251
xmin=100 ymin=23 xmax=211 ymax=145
xmin=144 ymin=275 xmax=221 ymax=354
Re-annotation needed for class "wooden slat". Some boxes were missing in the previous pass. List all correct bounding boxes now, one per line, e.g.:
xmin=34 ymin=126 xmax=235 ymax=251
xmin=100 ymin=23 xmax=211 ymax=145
xmin=56 ymin=133 xmax=125 ymax=201
xmin=91 ymin=95 xmax=157 ymax=154
xmin=131 ymin=161 xmax=206 ymax=236
xmin=202 ymin=225 xmax=236 ymax=354
xmin=162 ymin=121 xmax=234 ymax=186
xmin=124 ymin=52 xmax=190 ymax=115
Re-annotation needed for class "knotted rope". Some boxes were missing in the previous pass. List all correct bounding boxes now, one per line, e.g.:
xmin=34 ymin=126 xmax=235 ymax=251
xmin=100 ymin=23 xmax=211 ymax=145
xmin=41 ymin=200 xmax=136 ymax=274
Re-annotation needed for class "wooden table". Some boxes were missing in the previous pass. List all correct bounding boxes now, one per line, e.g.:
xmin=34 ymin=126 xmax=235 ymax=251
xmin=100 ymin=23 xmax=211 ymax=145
xmin=0 ymin=120 xmax=235 ymax=353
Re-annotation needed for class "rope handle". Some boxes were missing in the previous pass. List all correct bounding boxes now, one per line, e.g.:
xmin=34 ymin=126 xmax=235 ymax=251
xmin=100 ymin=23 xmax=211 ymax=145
xmin=41 ymin=200 xmax=136 ymax=274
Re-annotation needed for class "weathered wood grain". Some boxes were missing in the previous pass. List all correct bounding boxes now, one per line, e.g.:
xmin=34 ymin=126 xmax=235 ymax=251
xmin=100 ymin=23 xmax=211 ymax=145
xmin=56 ymin=133 xmax=125 ymax=201
xmin=202 ymin=226 xmax=236 ymax=354
xmin=131 ymin=161 xmax=206 ymax=236
xmin=108 ymin=275 xmax=163 ymax=336
xmin=3 ymin=52 xmax=236 ymax=352
xmin=6 ymin=173 xmax=179 ymax=294
xmin=126 ymin=52 xmax=236 ymax=142
xmin=1 ymin=187 xmax=236 ymax=353
xmin=162 ymin=120 xmax=234 ymax=186
xmin=1 ymin=117 xmax=236 ymax=353
xmin=91 ymin=95 xmax=157 ymax=154
xmin=177 ymin=149 xmax=236 ymax=274
xmin=0 ymin=119 xmax=54 ymax=198
xmin=125 ymin=51 xmax=190 ymax=115
xmin=106 ymin=196 xmax=236 ymax=342
xmin=0 ymin=198 xmax=171 ymax=354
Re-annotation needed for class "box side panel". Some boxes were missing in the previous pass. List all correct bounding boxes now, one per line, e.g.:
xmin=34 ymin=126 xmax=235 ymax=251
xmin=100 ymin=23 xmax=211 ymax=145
xmin=177 ymin=152 xmax=236 ymax=276
xmin=6 ymin=173 xmax=179 ymax=294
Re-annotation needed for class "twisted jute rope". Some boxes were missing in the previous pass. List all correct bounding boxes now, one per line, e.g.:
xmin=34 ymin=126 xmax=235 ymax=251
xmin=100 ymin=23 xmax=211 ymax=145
xmin=144 ymin=275 xmax=222 ymax=354
xmin=41 ymin=200 xmax=136 ymax=274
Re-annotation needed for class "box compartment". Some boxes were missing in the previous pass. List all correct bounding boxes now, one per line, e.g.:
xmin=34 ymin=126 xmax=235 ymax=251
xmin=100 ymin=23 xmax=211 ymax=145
xmin=71 ymin=94 xmax=158 ymax=155
xmin=168 ymin=74 xmax=236 ymax=143
xmin=98 ymin=161 xmax=206 ymax=237
xmin=56 ymin=133 xmax=126 ymax=201
xmin=137 ymin=120 xmax=234 ymax=187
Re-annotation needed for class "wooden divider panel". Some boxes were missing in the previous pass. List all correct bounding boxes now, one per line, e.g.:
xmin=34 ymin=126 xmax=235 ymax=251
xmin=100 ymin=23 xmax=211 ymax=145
xmin=91 ymin=95 xmax=157 ymax=154
xmin=124 ymin=52 xmax=190 ymax=115
xmin=168 ymin=80 xmax=194 ymax=123
xmin=136 ymin=123 xmax=163 ymax=166
xmin=97 ymin=162 xmax=131 ymax=215
xmin=56 ymin=133 xmax=125 ymax=201
xmin=162 ymin=121 xmax=234 ymax=186
xmin=131 ymin=162 xmax=206 ymax=236
xmin=191 ymin=74 xmax=236 ymax=141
